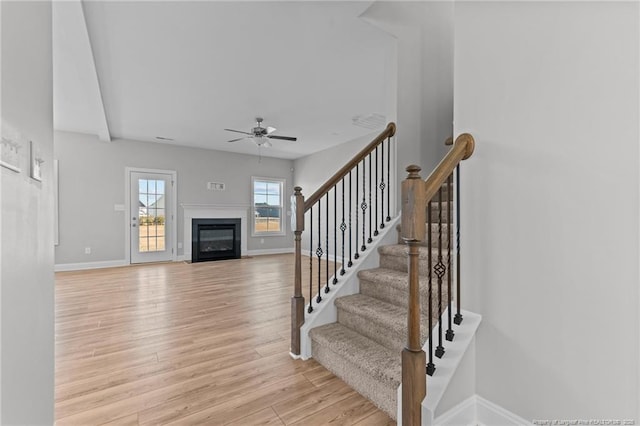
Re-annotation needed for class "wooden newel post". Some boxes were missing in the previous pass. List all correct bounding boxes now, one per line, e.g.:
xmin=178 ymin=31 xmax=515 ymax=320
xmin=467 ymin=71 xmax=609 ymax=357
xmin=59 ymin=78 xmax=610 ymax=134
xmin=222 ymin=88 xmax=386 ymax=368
xmin=401 ymin=165 xmax=427 ymax=426
xmin=291 ymin=186 xmax=306 ymax=356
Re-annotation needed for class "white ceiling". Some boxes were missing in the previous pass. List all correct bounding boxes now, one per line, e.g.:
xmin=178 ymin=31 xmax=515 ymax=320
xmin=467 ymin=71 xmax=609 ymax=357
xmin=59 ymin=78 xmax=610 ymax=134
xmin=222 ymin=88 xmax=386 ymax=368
xmin=53 ymin=1 xmax=396 ymax=160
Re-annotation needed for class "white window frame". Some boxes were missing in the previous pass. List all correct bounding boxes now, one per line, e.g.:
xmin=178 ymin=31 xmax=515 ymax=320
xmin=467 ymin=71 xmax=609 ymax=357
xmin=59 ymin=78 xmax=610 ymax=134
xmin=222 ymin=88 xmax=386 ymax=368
xmin=251 ymin=176 xmax=286 ymax=237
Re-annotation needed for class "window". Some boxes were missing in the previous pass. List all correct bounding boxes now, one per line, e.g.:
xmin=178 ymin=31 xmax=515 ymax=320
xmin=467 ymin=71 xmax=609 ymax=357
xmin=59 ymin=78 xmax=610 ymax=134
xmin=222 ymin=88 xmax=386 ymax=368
xmin=251 ymin=177 xmax=285 ymax=236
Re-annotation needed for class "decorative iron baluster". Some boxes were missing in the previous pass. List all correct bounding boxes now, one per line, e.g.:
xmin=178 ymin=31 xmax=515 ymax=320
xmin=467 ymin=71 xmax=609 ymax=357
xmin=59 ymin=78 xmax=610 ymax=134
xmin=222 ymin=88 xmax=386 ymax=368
xmin=427 ymin=195 xmax=435 ymax=376
xmin=380 ymin=141 xmax=385 ymax=230
xmin=308 ymin=208 xmax=314 ymax=313
xmin=454 ymin=165 xmax=463 ymax=325
xmin=435 ymin=186 xmax=445 ymax=358
xmin=333 ymin=186 xmax=338 ymax=284
xmin=348 ymin=171 xmax=353 ymax=267
xmin=325 ymin=192 xmax=330 ymax=293
xmin=367 ymin=153 xmax=372 ymax=244
xmin=340 ymin=178 xmax=346 ymax=275
xmin=446 ymin=173 xmax=454 ymax=341
xmin=316 ymin=202 xmax=323 ymax=303
xmin=386 ymin=136 xmax=391 ymax=222
xmin=374 ymin=146 xmax=379 ymax=237
xmin=361 ymin=159 xmax=367 ymax=252
xmin=354 ymin=164 xmax=360 ymax=260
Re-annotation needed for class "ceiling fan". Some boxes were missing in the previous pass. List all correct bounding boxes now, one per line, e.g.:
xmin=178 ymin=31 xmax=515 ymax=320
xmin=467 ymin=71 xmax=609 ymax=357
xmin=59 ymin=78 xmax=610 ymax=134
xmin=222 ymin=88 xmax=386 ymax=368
xmin=224 ymin=117 xmax=297 ymax=148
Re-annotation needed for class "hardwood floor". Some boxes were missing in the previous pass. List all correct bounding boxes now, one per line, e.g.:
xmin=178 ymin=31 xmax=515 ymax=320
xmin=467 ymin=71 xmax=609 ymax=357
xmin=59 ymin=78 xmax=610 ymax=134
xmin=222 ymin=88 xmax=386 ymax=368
xmin=55 ymin=254 xmax=395 ymax=425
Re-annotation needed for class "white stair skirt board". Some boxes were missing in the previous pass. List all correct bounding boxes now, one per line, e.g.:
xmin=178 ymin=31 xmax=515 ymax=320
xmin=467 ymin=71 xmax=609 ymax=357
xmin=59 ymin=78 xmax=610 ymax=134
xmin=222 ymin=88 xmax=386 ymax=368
xmin=395 ymin=309 xmax=482 ymax=426
xmin=434 ymin=394 xmax=533 ymax=426
xmin=297 ymin=214 xmax=401 ymax=360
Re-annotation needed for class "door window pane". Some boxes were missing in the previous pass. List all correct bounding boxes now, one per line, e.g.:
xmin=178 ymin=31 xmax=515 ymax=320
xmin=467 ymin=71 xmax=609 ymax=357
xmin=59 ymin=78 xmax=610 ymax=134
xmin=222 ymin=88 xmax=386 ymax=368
xmin=138 ymin=178 xmax=167 ymax=252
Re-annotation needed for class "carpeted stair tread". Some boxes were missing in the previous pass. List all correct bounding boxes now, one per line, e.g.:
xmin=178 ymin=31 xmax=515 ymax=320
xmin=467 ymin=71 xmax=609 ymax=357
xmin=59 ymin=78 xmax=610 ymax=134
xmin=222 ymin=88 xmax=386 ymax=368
xmin=310 ymin=323 xmax=401 ymax=418
xmin=379 ymin=244 xmax=453 ymax=276
xmin=379 ymin=244 xmax=446 ymax=259
xmin=309 ymin=322 xmax=401 ymax=387
xmin=335 ymin=294 xmax=431 ymax=350
xmin=357 ymin=268 xmax=450 ymax=323
xmin=358 ymin=267 xmax=412 ymax=290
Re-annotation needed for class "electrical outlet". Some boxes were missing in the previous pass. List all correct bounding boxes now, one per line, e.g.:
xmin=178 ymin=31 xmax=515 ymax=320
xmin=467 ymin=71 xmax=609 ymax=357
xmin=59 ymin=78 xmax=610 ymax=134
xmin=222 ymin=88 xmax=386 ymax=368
xmin=260 ymin=238 xmax=264 ymax=244
xmin=84 ymin=247 xmax=91 ymax=255
xmin=178 ymin=242 xmax=183 ymax=249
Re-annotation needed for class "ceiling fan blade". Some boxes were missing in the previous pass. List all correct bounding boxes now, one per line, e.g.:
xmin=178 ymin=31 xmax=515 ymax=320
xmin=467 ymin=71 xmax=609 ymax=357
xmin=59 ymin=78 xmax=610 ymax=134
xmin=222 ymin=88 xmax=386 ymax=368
xmin=266 ymin=126 xmax=276 ymax=135
xmin=267 ymin=135 xmax=297 ymax=141
xmin=227 ymin=137 xmax=249 ymax=143
xmin=224 ymin=128 xmax=253 ymax=135
xmin=263 ymin=140 xmax=273 ymax=148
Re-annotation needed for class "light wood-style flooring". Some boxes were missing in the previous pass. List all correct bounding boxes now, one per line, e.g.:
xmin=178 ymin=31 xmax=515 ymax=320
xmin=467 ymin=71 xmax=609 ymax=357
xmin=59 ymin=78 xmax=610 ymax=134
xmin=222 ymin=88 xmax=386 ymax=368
xmin=55 ymin=254 xmax=395 ymax=425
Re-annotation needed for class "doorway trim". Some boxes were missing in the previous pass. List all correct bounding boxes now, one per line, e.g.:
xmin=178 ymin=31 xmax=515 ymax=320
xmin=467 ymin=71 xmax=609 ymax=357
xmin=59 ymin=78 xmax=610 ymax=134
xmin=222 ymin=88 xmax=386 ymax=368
xmin=124 ymin=167 xmax=178 ymax=264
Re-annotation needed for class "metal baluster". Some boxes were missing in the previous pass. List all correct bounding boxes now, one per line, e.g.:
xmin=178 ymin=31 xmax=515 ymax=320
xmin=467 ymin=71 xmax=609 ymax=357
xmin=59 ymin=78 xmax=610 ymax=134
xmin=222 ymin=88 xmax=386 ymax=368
xmin=316 ymin=202 xmax=323 ymax=303
xmin=348 ymin=171 xmax=353 ymax=267
xmin=446 ymin=173 xmax=454 ymax=341
xmin=386 ymin=136 xmax=391 ymax=222
xmin=333 ymin=186 xmax=338 ymax=284
xmin=427 ymin=195 xmax=435 ymax=376
xmin=361 ymin=159 xmax=367 ymax=252
xmin=374 ymin=146 xmax=379 ymax=237
xmin=380 ymin=141 xmax=386 ymax=229
xmin=435 ymin=186 xmax=445 ymax=358
xmin=308 ymin=208 xmax=314 ymax=313
xmin=354 ymin=164 xmax=360 ymax=260
xmin=325 ymin=192 xmax=330 ymax=293
xmin=367 ymin=153 xmax=373 ymax=244
xmin=454 ymin=165 xmax=463 ymax=325
xmin=340 ymin=178 xmax=346 ymax=275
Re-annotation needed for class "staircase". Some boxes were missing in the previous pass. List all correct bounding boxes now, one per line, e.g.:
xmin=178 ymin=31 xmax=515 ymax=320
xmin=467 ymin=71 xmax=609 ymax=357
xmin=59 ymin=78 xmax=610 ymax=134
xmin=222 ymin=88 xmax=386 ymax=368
xmin=309 ymin=185 xmax=452 ymax=420
xmin=290 ymin=126 xmax=475 ymax=425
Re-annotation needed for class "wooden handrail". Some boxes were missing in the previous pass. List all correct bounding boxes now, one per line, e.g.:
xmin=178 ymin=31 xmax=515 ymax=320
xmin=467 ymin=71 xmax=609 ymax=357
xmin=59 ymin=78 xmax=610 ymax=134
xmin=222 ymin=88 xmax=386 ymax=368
xmin=303 ymin=122 xmax=396 ymax=212
xmin=423 ymin=133 xmax=474 ymax=203
xmin=399 ymin=132 xmax=475 ymax=426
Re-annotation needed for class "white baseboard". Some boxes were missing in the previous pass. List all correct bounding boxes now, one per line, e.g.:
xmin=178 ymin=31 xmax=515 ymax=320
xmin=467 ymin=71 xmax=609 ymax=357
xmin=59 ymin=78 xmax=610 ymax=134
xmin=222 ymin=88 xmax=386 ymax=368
xmin=56 ymin=249 xmax=294 ymax=271
xmin=54 ymin=259 xmax=128 ymax=272
xmin=432 ymin=395 xmax=477 ymax=426
xmin=246 ymin=247 xmax=294 ymax=256
xmin=434 ymin=395 xmax=532 ymax=426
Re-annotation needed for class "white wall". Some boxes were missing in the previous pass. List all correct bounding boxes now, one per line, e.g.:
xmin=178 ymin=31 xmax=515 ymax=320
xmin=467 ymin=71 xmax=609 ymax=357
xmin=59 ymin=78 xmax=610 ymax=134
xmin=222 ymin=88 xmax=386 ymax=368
xmin=455 ymin=1 xmax=639 ymax=420
xmin=1 ymin=1 xmax=55 ymax=424
xmin=361 ymin=1 xmax=454 ymax=184
xmin=54 ymin=131 xmax=294 ymax=265
xmin=293 ymin=131 xmax=400 ymax=264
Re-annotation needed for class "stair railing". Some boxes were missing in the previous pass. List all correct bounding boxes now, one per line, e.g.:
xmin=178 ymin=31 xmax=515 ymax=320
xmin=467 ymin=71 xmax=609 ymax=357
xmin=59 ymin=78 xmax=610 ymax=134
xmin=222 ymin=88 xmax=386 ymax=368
xmin=291 ymin=122 xmax=397 ymax=356
xmin=400 ymin=133 xmax=475 ymax=425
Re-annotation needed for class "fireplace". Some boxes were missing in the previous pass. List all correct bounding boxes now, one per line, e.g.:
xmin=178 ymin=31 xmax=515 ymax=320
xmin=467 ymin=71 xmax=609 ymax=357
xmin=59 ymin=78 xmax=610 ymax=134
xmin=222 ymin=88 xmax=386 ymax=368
xmin=191 ymin=218 xmax=241 ymax=262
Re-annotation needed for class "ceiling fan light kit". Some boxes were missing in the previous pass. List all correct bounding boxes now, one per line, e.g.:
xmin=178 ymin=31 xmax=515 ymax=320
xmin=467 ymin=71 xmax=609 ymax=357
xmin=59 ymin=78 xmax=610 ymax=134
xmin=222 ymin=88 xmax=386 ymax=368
xmin=224 ymin=117 xmax=298 ymax=149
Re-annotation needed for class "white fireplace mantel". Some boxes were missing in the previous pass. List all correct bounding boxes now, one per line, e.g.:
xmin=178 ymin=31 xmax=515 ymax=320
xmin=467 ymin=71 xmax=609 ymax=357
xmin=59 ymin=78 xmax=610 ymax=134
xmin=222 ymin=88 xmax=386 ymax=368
xmin=182 ymin=203 xmax=249 ymax=260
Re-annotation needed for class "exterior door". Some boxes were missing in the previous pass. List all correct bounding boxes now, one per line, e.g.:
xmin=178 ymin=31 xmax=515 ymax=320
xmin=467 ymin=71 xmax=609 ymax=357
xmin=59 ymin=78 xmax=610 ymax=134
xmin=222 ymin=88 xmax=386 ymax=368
xmin=130 ymin=171 xmax=173 ymax=263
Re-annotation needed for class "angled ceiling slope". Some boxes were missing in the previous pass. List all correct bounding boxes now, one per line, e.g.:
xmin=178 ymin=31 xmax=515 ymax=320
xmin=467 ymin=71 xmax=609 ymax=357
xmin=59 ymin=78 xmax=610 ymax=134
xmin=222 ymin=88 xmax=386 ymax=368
xmin=53 ymin=0 xmax=110 ymax=142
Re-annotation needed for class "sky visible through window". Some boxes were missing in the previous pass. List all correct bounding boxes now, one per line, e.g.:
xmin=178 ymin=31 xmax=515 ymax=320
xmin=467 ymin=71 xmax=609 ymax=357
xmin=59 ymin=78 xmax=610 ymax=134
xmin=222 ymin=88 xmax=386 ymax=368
xmin=139 ymin=179 xmax=165 ymax=208
xmin=253 ymin=179 xmax=283 ymax=233
xmin=253 ymin=181 xmax=280 ymax=206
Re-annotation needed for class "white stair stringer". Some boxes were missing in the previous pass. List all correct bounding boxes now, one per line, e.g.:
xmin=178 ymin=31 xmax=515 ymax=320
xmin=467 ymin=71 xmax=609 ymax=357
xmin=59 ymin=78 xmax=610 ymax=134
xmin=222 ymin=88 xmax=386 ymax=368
xmin=395 ymin=308 xmax=482 ymax=426
xmin=297 ymin=214 xmax=401 ymax=360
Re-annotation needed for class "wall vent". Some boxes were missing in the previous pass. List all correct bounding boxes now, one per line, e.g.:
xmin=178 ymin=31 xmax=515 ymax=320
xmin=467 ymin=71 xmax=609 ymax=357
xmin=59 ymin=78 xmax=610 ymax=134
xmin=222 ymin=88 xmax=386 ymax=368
xmin=207 ymin=182 xmax=225 ymax=191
